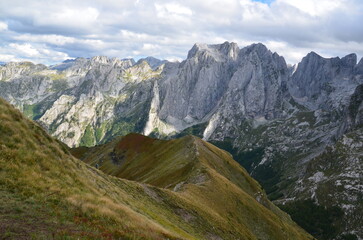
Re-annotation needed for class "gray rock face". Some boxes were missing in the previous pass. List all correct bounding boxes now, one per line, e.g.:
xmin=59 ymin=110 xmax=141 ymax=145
xmin=295 ymin=129 xmax=363 ymax=238
xmin=146 ymin=42 xmax=289 ymax=138
xmin=213 ymin=50 xmax=362 ymax=240
xmin=154 ymin=42 xmax=239 ymax=131
xmin=231 ymin=44 xmax=287 ymax=119
xmin=0 ymin=57 xmax=160 ymax=147
xmin=218 ymin=43 xmax=287 ymax=119
xmin=339 ymin=84 xmax=363 ymax=134
xmin=1 ymin=42 xmax=294 ymax=146
xmin=289 ymin=52 xmax=362 ymax=111
xmin=0 ymin=62 xmax=63 ymax=110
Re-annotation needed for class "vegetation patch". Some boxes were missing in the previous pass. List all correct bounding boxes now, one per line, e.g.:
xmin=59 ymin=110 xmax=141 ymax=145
xmin=51 ymin=79 xmax=69 ymax=91
xmin=23 ymin=104 xmax=44 ymax=120
xmin=278 ymin=199 xmax=345 ymax=240
xmin=295 ymin=111 xmax=316 ymax=127
xmin=80 ymin=125 xmax=95 ymax=147
xmin=173 ymin=122 xmax=209 ymax=139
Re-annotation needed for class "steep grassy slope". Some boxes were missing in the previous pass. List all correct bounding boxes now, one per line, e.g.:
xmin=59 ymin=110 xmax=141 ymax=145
xmin=0 ymin=98 xmax=313 ymax=239
xmin=73 ymin=133 xmax=313 ymax=240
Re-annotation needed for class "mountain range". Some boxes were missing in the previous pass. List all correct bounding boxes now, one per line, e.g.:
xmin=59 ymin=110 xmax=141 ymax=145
xmin=0 ymin=42 xmax=362 ymax=239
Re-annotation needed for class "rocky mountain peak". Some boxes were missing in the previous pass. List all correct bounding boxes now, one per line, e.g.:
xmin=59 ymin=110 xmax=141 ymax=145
xmin=238 ymin=43 xmax=285 ymax=69
xmin=187 ymin=43 xmax=204 ymax=59
xmin=0 ymin=61 xmax=47 ymax=81
xmin=306 ymin=51 xmax=321 ymax=58
xmin=112 ymin=58 xmax=135 ymax=69
xmin=242 ymin=43 xmax=269 ymax=55
xmin=187 ymin=42 xmax=239 ymax=62
xmin=289 ymin=50 xmax=363 ymax=112
xmin=136 ymin=56 xmax=166 ymax=70
xmin=301 ymin=51 xmax=357 ymax=70
xmin=341 ymin=53 xmax=357 ymax=68
xmin=3 ymin=61 xmax=47 ymax=70
xmin=90 ymin=56 xmax=111 ymax=64
xmin=289 ymin=52 xmax=335 ymax=100
xmin=215 ymin=41 xmax=239 ymax=60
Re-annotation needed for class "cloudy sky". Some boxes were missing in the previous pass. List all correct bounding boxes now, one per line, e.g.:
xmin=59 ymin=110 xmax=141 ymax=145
xmin=0 ymin=0 xmax=362 ymax=65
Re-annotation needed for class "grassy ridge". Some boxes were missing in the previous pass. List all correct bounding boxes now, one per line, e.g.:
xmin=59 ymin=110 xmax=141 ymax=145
xmin=74 ymin=134 xmax=314 ymax=240
xmin=0 ymin=98 xmax=199 ymax=239
xmin=0 ymin=97 xmax=313 ymax=239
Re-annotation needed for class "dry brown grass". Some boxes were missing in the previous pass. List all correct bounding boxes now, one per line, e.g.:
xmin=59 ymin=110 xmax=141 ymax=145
xmin=75 ymin=133 xmax=315 ymax=240
xmin=0 ymin=98 xmax=314 ymax=239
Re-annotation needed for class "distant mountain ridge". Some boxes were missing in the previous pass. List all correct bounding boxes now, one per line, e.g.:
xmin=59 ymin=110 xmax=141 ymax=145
xmin=1 ymin=42 xmax=362 ymax=239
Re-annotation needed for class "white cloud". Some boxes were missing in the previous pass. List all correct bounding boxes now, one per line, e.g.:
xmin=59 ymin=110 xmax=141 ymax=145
xmin=275 ymin=0 xmax=343 ymax=16
xmin=34 ymin=7 xmax=99 ymax=29
xmin=0 ymin=21 xmax=8 ymax=31
xmin=155 ymin=3 xmax=192 ymax=16
xmin=0 ymin=0 xmax=362 ymax=64
xmin=14 ymin=34 xmax=76 ymax=45
xmin=9 ymin=43 xmax=39 ymax=57
xmin=0 ymin=54 xmax=18 ymax=62
xmin=0 ymin=43 xmax=70 ymax=64
xmin=165 ymin=56 xmax=183 ymax=62
xmin=120 ymin=30 xmax=151 ymax=41
xmin=142 ymin=43 xmax=159 ymax=51
xmin=263 ymin=40 xmax=313 ymax=64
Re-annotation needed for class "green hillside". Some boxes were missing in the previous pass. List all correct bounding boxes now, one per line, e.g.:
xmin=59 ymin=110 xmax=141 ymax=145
xmin=0 ymin=97 xmax=313 ymax=239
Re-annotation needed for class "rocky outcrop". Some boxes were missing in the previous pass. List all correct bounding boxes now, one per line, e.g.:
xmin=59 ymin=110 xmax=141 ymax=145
xmin=0 ymin=56 xmax=160 ymax=147
xmin=202 ymin=43 xmax=289 ymax=140
xmin=338 ymin=84 xmax=363 ymax=135
xmin=153 ymin=42 xmax=239 ymax=133
xmin=146 ymin=42 xmax=289 ymax=139
xmin=295 ymin=129 xmax=363 ymax=238
xmin=288 ymin=52 xmax=362 ymax=111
